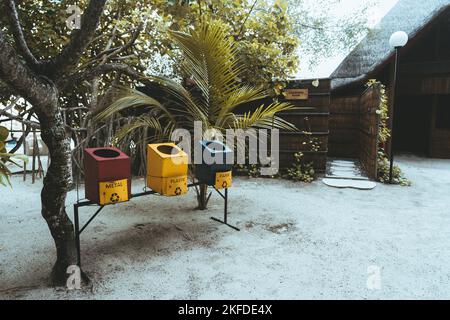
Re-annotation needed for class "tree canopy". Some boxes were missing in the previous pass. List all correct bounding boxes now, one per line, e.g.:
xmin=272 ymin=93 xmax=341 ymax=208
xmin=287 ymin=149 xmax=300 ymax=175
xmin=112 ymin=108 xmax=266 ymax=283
xmin=286 ymin=0 xmax=375 ymax=69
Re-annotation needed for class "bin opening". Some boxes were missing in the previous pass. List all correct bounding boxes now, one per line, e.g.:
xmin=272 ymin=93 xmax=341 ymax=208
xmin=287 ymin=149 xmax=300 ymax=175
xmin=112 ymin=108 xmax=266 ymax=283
xmin=93 ymin=149 xmax=121 ymax=158
xmin=205 ymin=141 xmax=226 ymax=152
xmin=157 ymin=145 xmax=179 ymax=155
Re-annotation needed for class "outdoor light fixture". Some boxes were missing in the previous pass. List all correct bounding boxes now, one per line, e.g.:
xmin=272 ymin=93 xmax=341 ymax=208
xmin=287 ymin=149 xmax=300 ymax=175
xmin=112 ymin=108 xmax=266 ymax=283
xmin=389 ymin=31 xmax=409 ymax=49
xmin=388 ymin=31 xmax=408 ymax=184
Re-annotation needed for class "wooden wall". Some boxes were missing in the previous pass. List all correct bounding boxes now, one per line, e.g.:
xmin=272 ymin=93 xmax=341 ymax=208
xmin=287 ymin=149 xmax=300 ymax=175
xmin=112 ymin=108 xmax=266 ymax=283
xmin=395 ymin=9 xmax=450 ymax=158
xmin=328 ymin=95 xmax=360 ymax=158
xmin=430 ymin=129 xmax=450 ymax=158
xmin=277 ymin=79 xmax=330 ymax=172
xmin=358 ymin=86 xmax=381 ymax=179
xmin=430 ymin=95 xmax=450 ymax=158
xmin=142 ymin=79 xmax=332 ymax=172
xmin=329 ymin=85 xmax=381 ymax=179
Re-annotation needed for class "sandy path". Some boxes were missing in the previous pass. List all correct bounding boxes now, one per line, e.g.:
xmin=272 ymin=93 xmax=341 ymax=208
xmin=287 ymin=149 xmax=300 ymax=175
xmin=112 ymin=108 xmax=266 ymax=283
xmin=1 ymin=155 xmax=450 ymax=299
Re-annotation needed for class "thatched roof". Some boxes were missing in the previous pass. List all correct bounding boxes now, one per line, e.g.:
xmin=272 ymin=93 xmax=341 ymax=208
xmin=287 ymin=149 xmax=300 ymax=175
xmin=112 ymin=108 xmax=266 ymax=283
xmin=331 ymin=0 xmax=450 ymax=91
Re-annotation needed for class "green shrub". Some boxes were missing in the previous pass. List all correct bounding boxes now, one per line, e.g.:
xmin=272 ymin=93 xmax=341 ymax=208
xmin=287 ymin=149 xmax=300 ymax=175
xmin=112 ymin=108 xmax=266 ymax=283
xmin=367 ymin=80 xmax=410 ymax=186
xmin=377 ymin=152 xmax=411 ymax=186
xmin=282 ymin=152 xmax=315 ymax=183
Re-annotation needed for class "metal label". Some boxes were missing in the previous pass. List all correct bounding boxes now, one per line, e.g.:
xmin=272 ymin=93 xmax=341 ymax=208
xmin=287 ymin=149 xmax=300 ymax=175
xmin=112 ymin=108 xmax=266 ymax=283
xmin=147 ymin=175 xmax=188 ymax=196
xmin=215 ymin=171 xmax=232 ymax=190
xmin=99 ymin=179 xmax=129 ymax=205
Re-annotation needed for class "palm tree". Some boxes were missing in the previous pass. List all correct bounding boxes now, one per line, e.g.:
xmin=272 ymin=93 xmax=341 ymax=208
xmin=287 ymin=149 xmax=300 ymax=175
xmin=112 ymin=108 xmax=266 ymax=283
xmin=94 ymin=18 xmax=299 ymax=207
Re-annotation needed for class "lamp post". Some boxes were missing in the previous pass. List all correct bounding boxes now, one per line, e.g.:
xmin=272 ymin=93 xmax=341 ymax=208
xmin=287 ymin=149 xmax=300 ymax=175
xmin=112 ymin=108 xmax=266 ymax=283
xmin=388 ymin=31 xmax=408 ymax=184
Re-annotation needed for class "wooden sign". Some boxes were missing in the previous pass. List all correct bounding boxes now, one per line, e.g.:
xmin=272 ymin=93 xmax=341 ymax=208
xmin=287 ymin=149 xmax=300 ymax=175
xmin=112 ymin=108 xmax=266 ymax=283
xmin=283 ymin=88 xmax=309 ymax=100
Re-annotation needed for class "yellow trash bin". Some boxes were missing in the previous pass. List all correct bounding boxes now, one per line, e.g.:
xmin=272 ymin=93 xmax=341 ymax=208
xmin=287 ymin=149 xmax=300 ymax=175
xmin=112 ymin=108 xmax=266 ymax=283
xmin=146 ymin=143 xmax=188 ymax=196
xmin=214 ymin=171 xmax=232 ymax=190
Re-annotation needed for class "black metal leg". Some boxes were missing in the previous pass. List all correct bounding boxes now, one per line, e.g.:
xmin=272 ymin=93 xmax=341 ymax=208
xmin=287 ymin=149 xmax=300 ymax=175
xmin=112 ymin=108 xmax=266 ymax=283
xmin=210 ymin=188 xmax=240 ymax=231
xmin=74 ymin=204 xmax=81 ymax=268
xmin=71 ymin=182 xmax=237 ymax=276
xmin=224 ymin=188 xmax=228 ymax=224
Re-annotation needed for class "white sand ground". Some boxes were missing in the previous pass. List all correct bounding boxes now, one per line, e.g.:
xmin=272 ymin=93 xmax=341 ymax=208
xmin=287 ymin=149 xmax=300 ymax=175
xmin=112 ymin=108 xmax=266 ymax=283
xmin=1 ymin=155 xmax=450 ymax=300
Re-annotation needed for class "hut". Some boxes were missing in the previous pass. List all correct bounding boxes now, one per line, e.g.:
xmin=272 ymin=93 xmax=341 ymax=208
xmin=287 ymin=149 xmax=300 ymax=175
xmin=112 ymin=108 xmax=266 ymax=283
xmin=330 ymin=0 xmax=450 ymax=175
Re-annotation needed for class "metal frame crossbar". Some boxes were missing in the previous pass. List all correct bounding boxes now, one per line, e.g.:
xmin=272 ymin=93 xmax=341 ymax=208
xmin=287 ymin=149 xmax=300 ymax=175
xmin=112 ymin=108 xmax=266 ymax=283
xmin=73 ymin=182 xmax=238 ymax=269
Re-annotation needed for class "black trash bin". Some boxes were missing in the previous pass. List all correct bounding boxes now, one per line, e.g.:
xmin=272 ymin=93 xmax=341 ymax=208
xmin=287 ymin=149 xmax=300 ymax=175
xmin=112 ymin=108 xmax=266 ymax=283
xmin=195 ymin=140 xmax=233 ymax=189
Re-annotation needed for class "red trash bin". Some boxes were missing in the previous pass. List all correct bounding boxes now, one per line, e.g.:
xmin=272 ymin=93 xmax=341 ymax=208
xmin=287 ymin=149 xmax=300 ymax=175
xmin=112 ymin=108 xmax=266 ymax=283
xmin=84 ymin=147 xmax=131 ymax=205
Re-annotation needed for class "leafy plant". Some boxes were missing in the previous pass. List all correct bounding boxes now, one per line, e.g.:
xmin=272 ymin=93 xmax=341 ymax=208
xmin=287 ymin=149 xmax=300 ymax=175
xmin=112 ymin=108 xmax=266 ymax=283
xmin=95 ymin=17 xmax=298 ymax=144
xmin=376 ymin=151 xmax=411 ymax=186
xmin=233 ymin=129 xmax=319 ymax=183
xmin=0 ymin=126 xmax=28 ymax=187
xmin=282 ymin=152 xmax=315 ymax=183
xmin=95 ymin=17 xmax=301 ymax=208
xmin=367 ymin=80 xmax=410 ymax=186
xmin=234 ymin=163 xmax=262 ymax=178
xmin=367 ymin=79 xmax=390 ymax=145
xmin=286 ymin=0 xmax=374 ymax=69
xmin=151 ymin=0 xmax=300 ymax=87
xmin=281 ymin=132 xmax=320 ymax=183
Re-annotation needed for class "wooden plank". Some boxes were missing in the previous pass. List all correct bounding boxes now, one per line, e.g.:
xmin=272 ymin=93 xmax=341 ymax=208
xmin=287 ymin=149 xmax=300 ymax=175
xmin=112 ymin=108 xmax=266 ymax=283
xmin=400 ymin=60 xmax=450 ymax=76
xmin=279 ymin=135 xmax=328 ymax=152
xmin=278 ymin=115 xmax=329 ymax=132
xmin=279 ymin=151 xmax=327 ymax=172
xmin=283 ymin=96 xmax=330 ymax=108
xmin=430 ymin=128 xmax=450 ymax=158
xmin=286 ymin=78 xmax=331 ymax=94
xmin=399 ymin=76 xmax=450 ymax=94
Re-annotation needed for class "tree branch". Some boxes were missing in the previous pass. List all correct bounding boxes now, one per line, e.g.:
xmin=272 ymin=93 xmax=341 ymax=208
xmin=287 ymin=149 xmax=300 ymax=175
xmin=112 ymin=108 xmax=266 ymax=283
xmin=3 ymin=96 xmax=21 ymax=113
xmin=0 ymin=29 xmax=54 ymax=109
xmin=236 ymin=0 xmax=258 ymax=39
xmin=78 ymin=23 xmax=144 ymax=72
xmin=44 ymin=0 xmax=107 ymax=79
xmin=0 ymin=108 xmax=40 ymax=129
xmin=60 ymin=63 xmax=146 ymax=90
xmin=102 ymin=23 xmax=143 ymax=61
xmin=3 ymin=0 xmax=40 ymax=68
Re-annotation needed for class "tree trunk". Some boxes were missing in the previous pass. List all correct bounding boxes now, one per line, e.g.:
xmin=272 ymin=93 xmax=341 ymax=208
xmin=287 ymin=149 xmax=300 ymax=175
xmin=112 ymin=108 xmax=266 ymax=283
xmin=197 ymin=183 xmax=208 ymax=210
xmin=1 ymin=0 xmax=108 ymax=287
xmin=37 ymin=106 xmax=77 ymax=286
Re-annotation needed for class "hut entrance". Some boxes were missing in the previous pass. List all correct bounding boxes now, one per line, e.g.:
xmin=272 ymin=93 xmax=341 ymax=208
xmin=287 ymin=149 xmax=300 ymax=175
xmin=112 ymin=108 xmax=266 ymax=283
xmin=393 ymin=95 xmax=432 ymax=156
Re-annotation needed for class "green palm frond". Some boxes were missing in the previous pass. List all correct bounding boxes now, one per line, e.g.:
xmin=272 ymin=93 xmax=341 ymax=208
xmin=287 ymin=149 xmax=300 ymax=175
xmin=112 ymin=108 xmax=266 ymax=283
xmin=97 ymin=17 xmax=298 ymax=151
xmin=144 ymin=75 xmax=208 ymax=124
xmin=231 ymin=102 xmax=298 ymax=131
xmin=114 ymin=115 xmax=164 ymax=143
xmin=93 ymin=88 xmax=176 ymax=125
xmin=216 ymin=85 xmax=272 ymax=127
xmin=169 ymin=18 xmax=245 ymax=119
xmin=0 ymin=164 xmax=11 ymax=187
xmin=0 ymin=153 xmax=28 ymax=187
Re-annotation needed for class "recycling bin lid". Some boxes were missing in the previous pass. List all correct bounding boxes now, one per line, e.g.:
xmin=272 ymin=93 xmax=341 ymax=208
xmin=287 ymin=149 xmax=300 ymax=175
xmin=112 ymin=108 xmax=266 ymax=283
xmin=85 ymin=147 xmax=130 ymax=160
xmin=198 ymin=140 xmax=233 ymax=155
xmin=148 ymin=143 xmax=187 ymax=158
